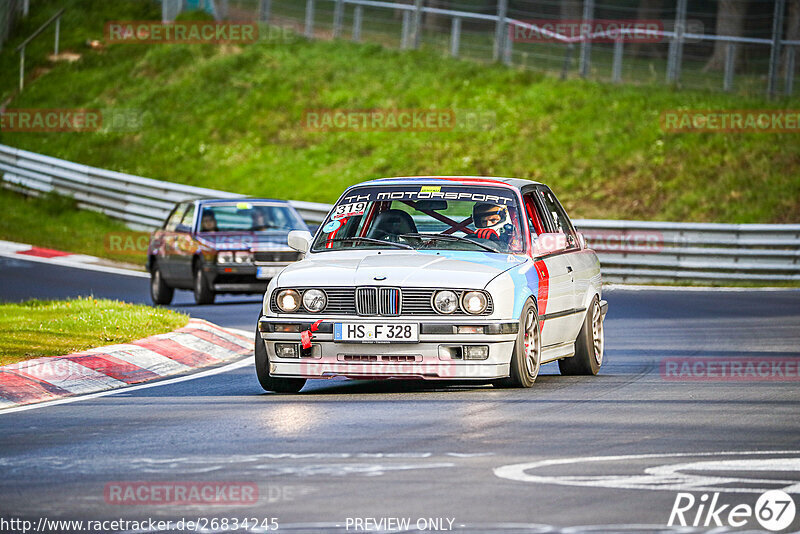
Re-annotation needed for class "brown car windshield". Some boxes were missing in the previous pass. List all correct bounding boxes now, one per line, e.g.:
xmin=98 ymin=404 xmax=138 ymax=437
xmin=198 ymin=203 xmax=305 ymax=233
xmin=312 ymin=185 xmax=525 ymax=253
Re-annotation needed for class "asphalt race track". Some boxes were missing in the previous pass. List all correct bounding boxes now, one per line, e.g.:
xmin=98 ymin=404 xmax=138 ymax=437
xmin=1 ymin=255 xmax=799 ymax=533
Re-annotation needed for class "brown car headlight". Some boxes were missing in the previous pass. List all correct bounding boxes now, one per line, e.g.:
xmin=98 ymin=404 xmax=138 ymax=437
xmin=276 ymin=289 xmax=301 ymax=313
xmin=234 ymin=251 xmax=253 ymax=264
xmin=462 ymin=291 xmax=488 ymax=315
xmin=217 ymin=251 xmax=235 ymax=264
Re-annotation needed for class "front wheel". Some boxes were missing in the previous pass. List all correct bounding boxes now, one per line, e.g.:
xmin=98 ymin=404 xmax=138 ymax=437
xmin=193 ymin=263 xmax=215 ymax=305
xmin=150 ymin=262 xmax=174 ymax=305
xmin=495 ymin=300 xmax=541 ymax=388
xmin=559 ymin=296 xmax=604 ymax=376
xmin=254 ymin=327 xmax=306 ymax=393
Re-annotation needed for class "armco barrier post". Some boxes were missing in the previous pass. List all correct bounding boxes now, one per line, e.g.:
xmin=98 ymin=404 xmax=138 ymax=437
xmin=493 ymin=0 xmax=508 ymax=62
xmin=304 ymin=0 xmax=315 ymax=38
xmin=450 ymin=16 xmax=461 ymax=58
xmin=579 ymin=0 xmax=594 ymax=77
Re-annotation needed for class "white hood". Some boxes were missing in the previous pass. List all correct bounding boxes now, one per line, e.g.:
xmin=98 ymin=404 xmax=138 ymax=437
xmin=276 ymin=250 xmax=526 ymax=289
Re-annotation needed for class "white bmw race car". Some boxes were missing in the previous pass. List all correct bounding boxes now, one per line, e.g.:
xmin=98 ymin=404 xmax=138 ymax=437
xmin=255 ymin=176 xmax=607 ymax=392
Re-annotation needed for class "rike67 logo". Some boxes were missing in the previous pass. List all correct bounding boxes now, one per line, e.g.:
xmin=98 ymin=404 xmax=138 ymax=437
xmin=669 ymin=490 xmax=796 ymax=531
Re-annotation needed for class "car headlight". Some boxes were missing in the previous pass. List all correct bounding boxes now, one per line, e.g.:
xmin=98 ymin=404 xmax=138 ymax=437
xmin=217 ymin=251 xmax=235 ymax=264
xmin=302 ymin=289 xmax=327 ymax=313
xmin=433 ymin=290 xmax=459 ymax=314
xmin=234 ymin=250 xmax=253 ymax=263
xmin=462 ymin=291 xmax=488 ymax=315
xmin=276 ymin=289 xmax=301 ymax=313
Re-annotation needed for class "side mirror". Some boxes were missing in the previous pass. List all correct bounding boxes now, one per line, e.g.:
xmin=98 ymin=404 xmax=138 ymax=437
xmin=577 ymin=232 xmax=586 ymax=249
xmin=532 ymin=232 xmax=568 ymax=257
xmin=175 ymin=223 xmax=192 ymax=233
xmin=288 ymin=230 xmax=313 ymax=254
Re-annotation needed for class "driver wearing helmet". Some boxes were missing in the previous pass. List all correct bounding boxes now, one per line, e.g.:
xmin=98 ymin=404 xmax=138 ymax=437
xmin=472 ymin=202 xmax=511 ymax=241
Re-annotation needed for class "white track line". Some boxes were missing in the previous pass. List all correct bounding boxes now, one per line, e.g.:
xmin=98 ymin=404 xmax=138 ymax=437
xmin=0 ymin=356 xmax=253 ymax=415
xmin=604 ymin=283 xmax=800 ymax=292
xmin=0 ymin=250 xmax=148 ymax=278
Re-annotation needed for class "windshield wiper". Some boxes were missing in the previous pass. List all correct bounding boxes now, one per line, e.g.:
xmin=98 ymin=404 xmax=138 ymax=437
xmin=333 ymin=237 xmax=415 ymax=250
xmin=398 ymin=233 xmax=497 ymax=253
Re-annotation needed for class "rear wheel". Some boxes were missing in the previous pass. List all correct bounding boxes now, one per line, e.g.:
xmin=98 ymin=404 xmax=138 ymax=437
xmin=559 ymin=296 xmax=604 ymax=376
xmin=495 ymin=300 xmax=540 ymax=388
xmin=254 ymin=327 xmax=306 ymax=393
xmin=149 ymin=261 xmax=174 ymax=305
xmin=193 ymin=262 xmax=215 ymax=305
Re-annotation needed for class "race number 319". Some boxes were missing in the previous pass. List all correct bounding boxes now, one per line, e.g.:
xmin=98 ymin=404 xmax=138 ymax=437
xmin=756 ymin=490 xmax=796 ymax=531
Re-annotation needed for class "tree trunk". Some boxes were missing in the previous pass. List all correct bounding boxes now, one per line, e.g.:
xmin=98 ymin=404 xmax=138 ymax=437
xmin=424 ymin=0 xmax=447 ymax=30
xmin=630 ymin=0 xmax=665 ymax=58
xmin=703 ymin=0 xmax=747 ymax=72
xmin=561 ymin=0 xmax=583 ymax=22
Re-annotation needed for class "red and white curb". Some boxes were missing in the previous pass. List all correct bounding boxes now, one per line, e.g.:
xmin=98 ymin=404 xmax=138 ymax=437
xmin=0 ymin=239 xmax=148 ymax=278
xmin=0 ymin=319 xmax=252 ymax=410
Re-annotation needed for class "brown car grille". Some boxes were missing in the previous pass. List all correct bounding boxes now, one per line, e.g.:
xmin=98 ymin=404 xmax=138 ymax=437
xmin=254 ymin=251 xmax=302 ymax=263
xmin=270 ymin=288 xmax=492 ymax=316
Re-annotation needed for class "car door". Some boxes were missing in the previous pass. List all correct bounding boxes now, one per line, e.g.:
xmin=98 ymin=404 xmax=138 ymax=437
xmin=171 ymin=202 xmax=197 ymax=286
xmin=159 ymin=203 xmax=187 ymax=282
xmin=535 ymin=186 xmax=586 ymax=341
xmin=525 ymin=188 xmax=580 ymax=349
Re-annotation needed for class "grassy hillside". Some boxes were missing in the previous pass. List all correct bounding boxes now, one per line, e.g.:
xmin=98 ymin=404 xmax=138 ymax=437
xmin=0 ymin=0 xmax=798 ymax=224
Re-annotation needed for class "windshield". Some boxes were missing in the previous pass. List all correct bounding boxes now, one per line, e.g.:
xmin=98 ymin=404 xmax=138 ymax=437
xmin=312 ymin=184 xmax=525 ymax=254
xmin=198 ymin=202 xmax=306 ymax=233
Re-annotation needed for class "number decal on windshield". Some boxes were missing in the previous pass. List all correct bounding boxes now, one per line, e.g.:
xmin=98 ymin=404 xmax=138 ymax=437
xmin=332 ymin=202 xmax=367 ymax=219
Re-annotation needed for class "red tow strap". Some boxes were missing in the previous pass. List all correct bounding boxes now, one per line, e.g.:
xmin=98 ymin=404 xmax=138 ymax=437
xmin=301 ymin=320 xmax=323 ymax=349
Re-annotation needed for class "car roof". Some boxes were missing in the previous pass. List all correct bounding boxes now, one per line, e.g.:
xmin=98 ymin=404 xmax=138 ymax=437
xmin=193 ymin=198 xmax=290 ymax=205
xmin=352 ymin=176 xmax=541 ymax=190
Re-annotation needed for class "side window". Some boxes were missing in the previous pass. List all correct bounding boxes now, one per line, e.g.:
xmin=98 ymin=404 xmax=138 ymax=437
xmin=523 ymin=193 xmax=545 ymax=235
xmin=537 ymin=188 xmax=578 ymax=249
xmin=178 ymin=204 xmax=196 ymax=232
xmin=164 ymin=204 xmax=187 ymax=232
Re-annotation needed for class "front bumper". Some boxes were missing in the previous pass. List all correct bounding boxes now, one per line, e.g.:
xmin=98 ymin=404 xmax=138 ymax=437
xmin=204 ymin=263 xmax=291 ymax=293
xmin=258 ymin=316 xmax=519 ymax=380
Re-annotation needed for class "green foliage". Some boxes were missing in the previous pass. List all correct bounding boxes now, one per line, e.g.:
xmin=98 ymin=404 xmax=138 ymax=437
xmin=0 ymin=189 xmax=148 ymax=265
xmin=0 ymin=297 xmax=188 ymax=365
xmin=0 ymin=1 xmax=798 ymax=224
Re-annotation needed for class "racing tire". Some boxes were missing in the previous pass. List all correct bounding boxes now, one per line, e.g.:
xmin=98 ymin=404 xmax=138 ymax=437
xmin=254 ymin=327 xmax=307 ymax=393
xmin=494 ymin=300 xmax=541 ymax=388
xmin=149 ymin=261 xmax=174 ymax=305
xmin=559 ymin=296 xmax=604 ymax=376
xmin=193 ymin=262 xmax=215 ymax=305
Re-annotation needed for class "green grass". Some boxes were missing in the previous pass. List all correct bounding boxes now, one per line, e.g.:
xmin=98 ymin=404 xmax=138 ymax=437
xmin=0 ymin=0 xmax=799 ymax=225
xmin=0 ymin=297 xmax=188 ymax=365
xmin=0 ymin=188 xmax=148 ymax=265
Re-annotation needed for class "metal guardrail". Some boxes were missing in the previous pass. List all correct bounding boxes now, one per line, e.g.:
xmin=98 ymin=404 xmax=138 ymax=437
xmin=1 ymin=143 xmax=798 ymax=283
xmin=0 ymin=144 xmax=331 ymax=228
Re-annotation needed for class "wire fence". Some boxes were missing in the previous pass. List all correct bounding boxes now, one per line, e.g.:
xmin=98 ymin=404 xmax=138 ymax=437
xmin=163 ymin=0 xmax=800 ymax=97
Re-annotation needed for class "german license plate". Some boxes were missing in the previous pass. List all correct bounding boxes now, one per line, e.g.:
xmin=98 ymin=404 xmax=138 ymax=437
xmin=256 ymin=266 xmax=283 ymax=279
xmin=334 ymin=323 xmax=418 ymax=343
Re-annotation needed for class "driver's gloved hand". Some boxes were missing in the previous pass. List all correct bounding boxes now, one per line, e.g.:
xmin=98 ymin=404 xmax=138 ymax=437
xmin=474 ymin=228 xmax=499 ymax=240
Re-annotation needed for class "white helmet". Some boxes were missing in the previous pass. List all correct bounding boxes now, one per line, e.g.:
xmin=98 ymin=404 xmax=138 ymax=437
xmin=473 ymin=203 xmax=510 ymax=233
